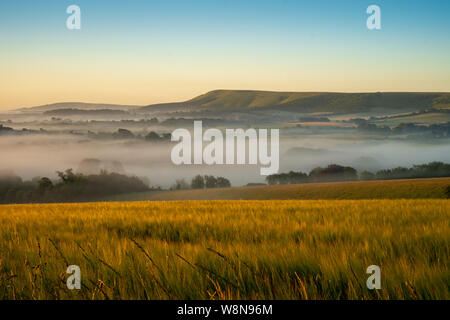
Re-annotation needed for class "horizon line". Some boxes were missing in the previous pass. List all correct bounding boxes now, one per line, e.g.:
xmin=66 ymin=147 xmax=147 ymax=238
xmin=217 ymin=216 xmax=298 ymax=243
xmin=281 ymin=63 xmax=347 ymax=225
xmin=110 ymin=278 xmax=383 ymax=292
xmin=5 ymin=89 xmax=450 ymax=111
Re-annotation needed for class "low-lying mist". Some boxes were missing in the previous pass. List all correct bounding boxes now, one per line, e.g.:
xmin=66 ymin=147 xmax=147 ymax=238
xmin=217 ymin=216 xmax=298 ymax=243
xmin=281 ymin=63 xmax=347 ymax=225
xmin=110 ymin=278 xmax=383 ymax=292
xmin=1 ymin=133 xmax=450 ymax=188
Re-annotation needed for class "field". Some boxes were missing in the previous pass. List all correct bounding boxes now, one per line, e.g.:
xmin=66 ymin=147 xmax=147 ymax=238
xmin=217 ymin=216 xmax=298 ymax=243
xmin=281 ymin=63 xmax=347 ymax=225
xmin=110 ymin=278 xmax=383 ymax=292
xmin=375 ymin=112 xmax=450 ymax=126
xmin=105 ymin=178 xmax=450 ymax=201
xmin=0 ymin=199 xmax=448 ymax=300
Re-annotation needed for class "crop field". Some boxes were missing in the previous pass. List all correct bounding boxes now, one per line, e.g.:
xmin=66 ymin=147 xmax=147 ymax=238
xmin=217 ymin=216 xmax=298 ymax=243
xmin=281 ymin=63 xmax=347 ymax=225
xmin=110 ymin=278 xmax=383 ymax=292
xmin=0 ymin=199 xmax=448 ymax=300
xmin=105 ymin=177 xmax=450 ymax=202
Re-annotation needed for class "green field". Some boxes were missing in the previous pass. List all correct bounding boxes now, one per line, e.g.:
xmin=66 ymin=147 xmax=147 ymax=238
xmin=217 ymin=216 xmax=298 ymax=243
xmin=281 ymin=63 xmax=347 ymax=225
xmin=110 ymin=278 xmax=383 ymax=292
xmin=0 ymin=199 xmax=448 ymax=300
xmin=375 ymin=112 xmax=450 ymax=126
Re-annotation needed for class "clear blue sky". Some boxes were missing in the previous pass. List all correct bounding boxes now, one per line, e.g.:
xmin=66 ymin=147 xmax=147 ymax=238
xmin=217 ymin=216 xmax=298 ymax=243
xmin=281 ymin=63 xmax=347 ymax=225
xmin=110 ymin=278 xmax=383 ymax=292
xmin=0 ymin=0 xmax=449 ymax=108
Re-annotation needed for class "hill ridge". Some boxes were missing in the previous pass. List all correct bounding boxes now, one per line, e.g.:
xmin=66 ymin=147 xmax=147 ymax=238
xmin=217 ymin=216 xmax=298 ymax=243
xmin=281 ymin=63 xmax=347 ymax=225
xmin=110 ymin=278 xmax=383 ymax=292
xmin=15 ymin=90 xmax=450 ymax=114
xmin=140 ymin=90 xmax=450 ymax=114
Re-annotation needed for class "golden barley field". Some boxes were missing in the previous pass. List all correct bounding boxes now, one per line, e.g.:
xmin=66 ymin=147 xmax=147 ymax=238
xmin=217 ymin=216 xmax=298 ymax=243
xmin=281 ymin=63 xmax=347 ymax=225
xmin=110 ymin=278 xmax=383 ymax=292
xmin=0 ymin=199 xmax=449 ymax=300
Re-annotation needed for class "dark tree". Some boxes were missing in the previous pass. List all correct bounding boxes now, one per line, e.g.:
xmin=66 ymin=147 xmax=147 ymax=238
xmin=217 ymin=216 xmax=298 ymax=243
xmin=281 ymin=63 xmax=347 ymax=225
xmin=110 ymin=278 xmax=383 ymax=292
xmin=309 ymin=164 xmax=357 ymax=182
xmin=38 ymin=177 xmax=53 ymax=190
xmin=191 ymin=175 xmax=205 ymax=189
xmin=145 ymin=131 xmax=161 ymax=141
xmin=57 ymin=169 xmax=82 ymax=184
xmin=216 ymin=177 xmax=231 ymax=188
xmin=266 ymin=171 xmax=308 ymax=185
xmin=204 ymin=175 xmax=218 ymax=188
xmin=114 ymin=128 xmax=135 ymax=139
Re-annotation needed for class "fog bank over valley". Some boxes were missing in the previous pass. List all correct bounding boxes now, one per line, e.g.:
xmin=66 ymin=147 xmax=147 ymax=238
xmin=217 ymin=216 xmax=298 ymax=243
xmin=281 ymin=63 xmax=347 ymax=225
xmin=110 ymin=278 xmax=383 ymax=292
xmin=1 ymin=90 xmax=450 ymax=188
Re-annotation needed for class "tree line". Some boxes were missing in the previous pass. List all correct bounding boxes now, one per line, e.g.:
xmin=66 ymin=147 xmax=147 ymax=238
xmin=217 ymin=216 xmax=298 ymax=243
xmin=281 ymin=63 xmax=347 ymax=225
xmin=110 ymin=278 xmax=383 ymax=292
xmin=266 ymin=162 xmax=450 ymax=185
xmin=171 ymin=175 xmax=231 ymax=190
xmin=0 ymin=169 xmax=149 ymax=204
xmin=356 ymin=121 xmax=450 ymax=138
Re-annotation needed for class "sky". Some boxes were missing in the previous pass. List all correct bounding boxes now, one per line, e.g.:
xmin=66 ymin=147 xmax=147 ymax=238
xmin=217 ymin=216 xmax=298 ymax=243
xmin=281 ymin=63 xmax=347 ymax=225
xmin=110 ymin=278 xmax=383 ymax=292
xmin=0 ymin=0 xmax=449 ymax=109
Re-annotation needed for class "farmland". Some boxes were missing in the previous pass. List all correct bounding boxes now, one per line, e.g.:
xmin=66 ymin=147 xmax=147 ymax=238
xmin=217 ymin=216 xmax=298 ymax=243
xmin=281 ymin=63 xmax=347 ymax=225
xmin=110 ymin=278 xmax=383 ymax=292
xmin=0 ymin=199 xmax=448 ymax=299
xmin=105 ymin=177 xmax=450 ymax=202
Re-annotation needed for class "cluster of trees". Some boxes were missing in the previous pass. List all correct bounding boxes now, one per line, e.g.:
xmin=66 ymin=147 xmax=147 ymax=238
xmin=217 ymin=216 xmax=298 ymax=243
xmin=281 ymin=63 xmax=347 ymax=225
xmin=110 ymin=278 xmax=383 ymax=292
xmin=161 ymin=118 xmax=225 ymax=127
xmin=171 ymin=175 xmax=231 ymax=190
xmin=0 ymin=124 xmax=37 ymax=136
xmin=357 ymin=121 xmax=450 ymax=138
xmin=0 ymin=169 xmax=149 ymax=204
xmin=266 ymin=171 xmax=308 ymax=185
xmin=85 ymin=127 xmax=170 ymax=141
xmin=2 ymin=122 xmax=171 ymax=141
xmin=144 ymin=131 xmax=171 ymax=141
xmin=0 ymin=124 xmax=13 ymax=133
xmin=266 ymin=164 xmax=357 ymax=185
xmin=365 ymin=162 xmax=450 ymax=180
xmin=266 ymin=162 xmax=450 ymax=185
xmin=310 ymin=164 xmax=357 ymax=182
xmin=111 ymin=128 xmax=171 ymax=141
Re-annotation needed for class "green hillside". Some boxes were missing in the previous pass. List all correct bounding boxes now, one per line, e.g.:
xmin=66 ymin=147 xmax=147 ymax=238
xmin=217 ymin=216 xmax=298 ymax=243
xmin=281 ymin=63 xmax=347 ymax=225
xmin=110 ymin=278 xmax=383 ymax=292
xmin=20 ymin=91 xmax=450 ymax=114
xmin=140 ymin=90 xmax=450 ymax=114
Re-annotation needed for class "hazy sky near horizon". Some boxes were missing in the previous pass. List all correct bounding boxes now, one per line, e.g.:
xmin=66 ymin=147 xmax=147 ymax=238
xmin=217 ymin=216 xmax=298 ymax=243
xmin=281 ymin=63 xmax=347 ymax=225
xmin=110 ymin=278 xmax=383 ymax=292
xmin=1 ymin=0 xmax=449 ymax=110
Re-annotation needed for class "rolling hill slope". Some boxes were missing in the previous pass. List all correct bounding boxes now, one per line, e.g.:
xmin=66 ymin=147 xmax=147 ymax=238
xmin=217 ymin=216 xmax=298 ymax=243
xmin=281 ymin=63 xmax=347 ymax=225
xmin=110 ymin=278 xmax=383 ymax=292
xmin=139 ymin=90 xmax=450 ymax=114
xmin=15 ymin=91 xmax=450 ymax=115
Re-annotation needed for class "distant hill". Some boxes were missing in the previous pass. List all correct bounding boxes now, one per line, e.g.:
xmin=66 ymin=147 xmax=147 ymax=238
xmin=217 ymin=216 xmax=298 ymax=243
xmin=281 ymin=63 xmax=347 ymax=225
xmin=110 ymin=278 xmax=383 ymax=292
xmin=44 ymin=108 xmax=129 ymax=116
xmin=139 ymin=90 xmax=450 ymax=114
xmin=17 ymin=102 xmax=139 ymax=113
xmin=16 ymin=91 xmax=450 ymax=115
